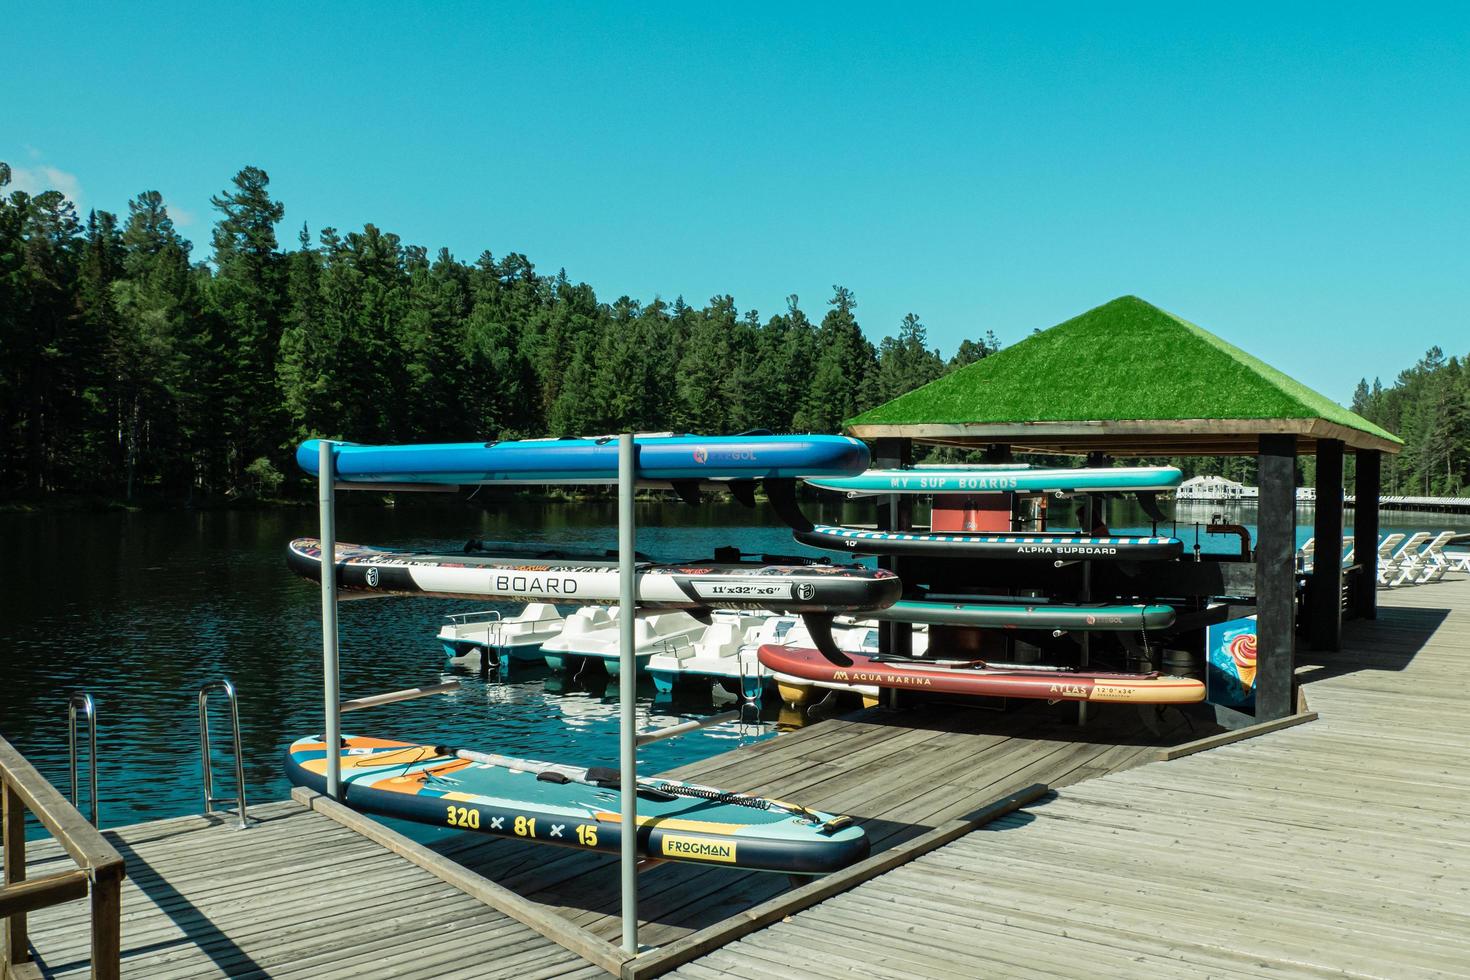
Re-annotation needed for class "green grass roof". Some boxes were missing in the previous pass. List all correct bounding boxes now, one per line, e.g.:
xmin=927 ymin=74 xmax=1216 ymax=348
xmin=848 ymin=296 xmax=1401 ymax=445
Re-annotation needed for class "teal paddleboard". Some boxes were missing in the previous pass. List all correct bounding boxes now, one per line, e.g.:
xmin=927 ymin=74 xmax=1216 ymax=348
xmin=807 ymin=465 xmax=1182 ymax=495
xmin=870 ymin=598 xmax=1176 ymax=631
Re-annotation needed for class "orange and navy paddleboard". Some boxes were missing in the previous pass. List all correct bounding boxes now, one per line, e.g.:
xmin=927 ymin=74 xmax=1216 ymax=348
xmin=285 ymin=734 xmax=869 ymax=874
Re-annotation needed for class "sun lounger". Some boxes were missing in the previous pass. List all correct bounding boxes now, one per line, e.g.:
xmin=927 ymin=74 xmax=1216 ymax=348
xmin=1299 ymin=535 xmax=1355 ymax=572
xmin=1297 ymin=536 xmax=1315 ymax=571
xmin=1371 ymin=533 xmax=1407 ymax=584
xmin=1377 ymin=532 xmax=1423 ymax=585
xmin=1399 ymin=531 xmax=1458 ymax=585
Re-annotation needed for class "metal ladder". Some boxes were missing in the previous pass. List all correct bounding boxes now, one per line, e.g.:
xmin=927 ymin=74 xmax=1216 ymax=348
xmin=67 ymin=692 xmax=99 ymax=825
xmin=198 ymin=680 xmax=250 ymax=829
xmin=735 ymin=649 xmax=765 ymax=705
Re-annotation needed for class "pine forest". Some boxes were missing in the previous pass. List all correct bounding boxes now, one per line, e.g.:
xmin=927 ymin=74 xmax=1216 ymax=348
xmin=0 ymin=163 xmax=1461 ymax=504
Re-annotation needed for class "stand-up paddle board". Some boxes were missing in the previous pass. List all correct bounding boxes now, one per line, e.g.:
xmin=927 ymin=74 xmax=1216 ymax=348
xmin=757 ymin=646 xmax=1206 ymax=704
xmin=870 ymin=598 xmax=1176 ymax=631
xmin=807 ymin=465 xmax=1182 ymax=496
xmin=297 ymin=434 xmax=867 ymax=485
xmin=794 ymin=525 xmax=1184 ymax=561
xmin=286 ymin=538 xmax=901 ymax=613
xmin=285 ymin=735 xmax=868 ymax=874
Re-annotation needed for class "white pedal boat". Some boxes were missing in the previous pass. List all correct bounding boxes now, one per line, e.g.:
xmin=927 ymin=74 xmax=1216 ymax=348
xmin=438 ymin=603 xmax=565 ymax=672
xmin=648 ymin=614 xmax=924 ymax=702
xmin=541 ymin=608 xmax=707 ymax=677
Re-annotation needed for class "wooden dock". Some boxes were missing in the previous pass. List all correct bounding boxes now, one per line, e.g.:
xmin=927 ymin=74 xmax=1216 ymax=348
xmin=672 ymin=577 xmax=1470 ymax=978
xmin=21 ymin=575 xmax=1462 ymax=978
xmin=4 ymin=681 xmax=1209 ymax=977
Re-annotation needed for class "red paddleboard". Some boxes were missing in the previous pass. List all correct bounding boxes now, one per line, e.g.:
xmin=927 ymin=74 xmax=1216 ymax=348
xmin=757 ymin=645 xmax=1206 ymax=705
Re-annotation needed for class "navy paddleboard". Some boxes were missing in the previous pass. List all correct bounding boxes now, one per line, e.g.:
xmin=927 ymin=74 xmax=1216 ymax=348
xmin=286 ymin=538 xmax=901 ymax=613
xmin=794 ymin=525 xmax=1184 ymax=561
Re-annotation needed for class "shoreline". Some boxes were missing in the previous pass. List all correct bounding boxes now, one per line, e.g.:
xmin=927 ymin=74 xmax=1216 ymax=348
xmin=0 ymin=485 xmax=770 ymax=515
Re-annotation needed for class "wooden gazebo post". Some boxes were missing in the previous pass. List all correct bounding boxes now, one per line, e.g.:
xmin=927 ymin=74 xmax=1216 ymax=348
xmin=1256 ymin=435 xmax=1298 ymax=721
xmin=1352 ymin=451 xmax=1382 ymax=620
xmin=1310 ymin=438 xmax=1346 ymax=651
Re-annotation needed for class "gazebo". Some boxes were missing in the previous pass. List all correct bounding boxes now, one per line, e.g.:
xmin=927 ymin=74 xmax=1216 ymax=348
xmin=845 ymin=295 xmax=1402 ymax=723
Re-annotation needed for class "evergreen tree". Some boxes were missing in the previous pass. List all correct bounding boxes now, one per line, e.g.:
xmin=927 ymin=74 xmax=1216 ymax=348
xmin=874 ymin=313 xmax=944 ymax=404
xmin=948 ymin=331 xmax=1001 ymax=370
xmin=277 ymin=224 xmax=328 ymax=442
xmin=799 ymin=286 xmax=877 ymax=432
xmin=208 ymin=166 xmax=286 ymax=487
xmin=110 ymin=191 xmax=202 ymax=496
xmin=14 ymin=190 xmax=83 ymax=490
xmin=0 ymin=164 xmax=27 ymax=487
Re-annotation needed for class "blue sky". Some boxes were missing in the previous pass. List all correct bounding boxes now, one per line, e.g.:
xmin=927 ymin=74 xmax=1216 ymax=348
xmin=4 ymin=3 xmax=1466 ymax=403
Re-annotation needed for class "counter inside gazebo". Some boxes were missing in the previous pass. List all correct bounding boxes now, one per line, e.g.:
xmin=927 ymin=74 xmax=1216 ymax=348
xmin=845 ymin=296 xmax=1402 ymax=723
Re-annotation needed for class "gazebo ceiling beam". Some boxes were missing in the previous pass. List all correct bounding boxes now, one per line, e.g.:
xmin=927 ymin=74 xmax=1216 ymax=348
xmin=852 ymin=418 xmax=1400 ymax=456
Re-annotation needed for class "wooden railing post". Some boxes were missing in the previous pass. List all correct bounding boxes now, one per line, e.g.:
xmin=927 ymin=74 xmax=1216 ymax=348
xmin=3 ymin=782 xmax=29 ymax=969
xmin=1 ymin=736 xmax=127 ymax=980
xmin=90 ymin=866 xmax=123 ymax=980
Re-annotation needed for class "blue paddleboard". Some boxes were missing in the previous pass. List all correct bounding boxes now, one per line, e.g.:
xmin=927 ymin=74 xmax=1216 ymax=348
xmin=297 ymin=434 xmax=868 ymax=485
xmin=807 ymin=465 xmax=1182 ymax=495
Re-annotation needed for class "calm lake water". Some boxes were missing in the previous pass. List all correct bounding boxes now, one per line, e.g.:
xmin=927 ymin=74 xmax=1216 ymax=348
xmin=1 ymin=496 xmax=1462 ymax=837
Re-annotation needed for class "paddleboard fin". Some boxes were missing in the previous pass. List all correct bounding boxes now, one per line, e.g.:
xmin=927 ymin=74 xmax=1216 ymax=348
xmin=728 ymin=479 xmax=757 ymax=508
xmin=764 ymin=478 xmax=814 ymax=532
xmin=1135 ymin=491 xmax=1166 ymax=523
xmin=671 ymin=480 xmax=702 ymax=505
xmin=801 ymin=613 xmax=853 ymax=666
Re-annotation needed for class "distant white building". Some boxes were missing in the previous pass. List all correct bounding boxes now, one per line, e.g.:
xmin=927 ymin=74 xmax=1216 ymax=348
xmin=1177 ymin=474 xmax=1316 ymax=503
xmin=1177 ymin=475 xmax=1250 ymax=501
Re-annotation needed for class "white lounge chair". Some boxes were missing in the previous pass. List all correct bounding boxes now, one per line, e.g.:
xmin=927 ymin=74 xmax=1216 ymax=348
xmin=1299 ymin=535 xmax=1354 ymax=572
xmin=1377 ymin=532 xmax=1421 ymax=586
xmin=1401 ymin=531 xmax=1458 ymax=585
xmin=1371 ymin=533 xmax=1406 ymax=584
xmin=1297 ymin=536 xmax=1315 ymax=571
xmin=1383 ymin=532 xmax=1433 ymax=586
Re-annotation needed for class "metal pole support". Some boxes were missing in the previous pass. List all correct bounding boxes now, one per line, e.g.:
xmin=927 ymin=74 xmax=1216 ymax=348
xmin=618 ymin=433 xmax=638 ymax=954
xmin=319 ymin=439 xmax=343 ymax=800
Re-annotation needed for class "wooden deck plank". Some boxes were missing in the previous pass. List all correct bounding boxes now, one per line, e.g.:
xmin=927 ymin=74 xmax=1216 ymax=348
xmin=2 ymin=797 xmax=600 ymax=979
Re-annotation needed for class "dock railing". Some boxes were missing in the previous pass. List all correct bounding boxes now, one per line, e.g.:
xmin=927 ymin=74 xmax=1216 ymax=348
xmin=1 ymin=734 xmax=125 ymax=980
